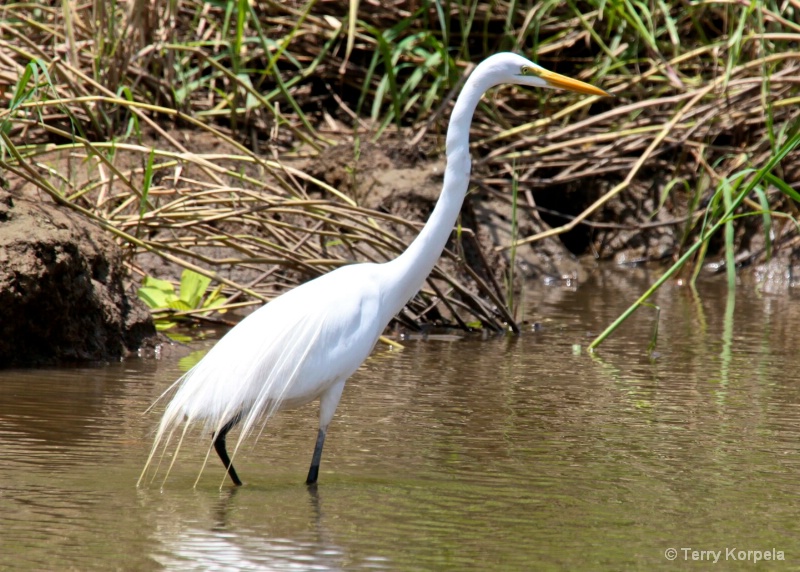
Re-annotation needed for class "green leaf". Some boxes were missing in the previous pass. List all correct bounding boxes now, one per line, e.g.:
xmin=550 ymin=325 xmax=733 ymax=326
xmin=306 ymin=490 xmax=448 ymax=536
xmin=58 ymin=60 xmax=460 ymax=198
xmin=179 ymin=269 xmax=212 ymax=308
xmin=142 ymin=275 xmax=175 ymax=292
xmin=202 ymin=283 xmax=228 ymax=313
xmin=204 ymin=296 xmax=227 ymax=311
xmin=138 ymin=288 xmax=165 ymax=309
xmin=137 ymin=276 xmax=178 ymax=309
xmin=168 ymin=298 xmax=193 ymax=312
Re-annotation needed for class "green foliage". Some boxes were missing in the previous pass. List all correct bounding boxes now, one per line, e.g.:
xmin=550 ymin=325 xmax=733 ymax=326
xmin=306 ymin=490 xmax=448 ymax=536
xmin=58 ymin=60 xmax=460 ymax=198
xmin=357 ymin=21 xmax=455 ymax=137
xmin=138 ymin=269 xmax=227 ymax=332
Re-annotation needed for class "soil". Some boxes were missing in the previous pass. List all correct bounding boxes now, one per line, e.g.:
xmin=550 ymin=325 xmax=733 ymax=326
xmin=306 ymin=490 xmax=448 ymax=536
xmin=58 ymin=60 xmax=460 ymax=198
xmin=0 ymin=190 xmax=158 ymax=366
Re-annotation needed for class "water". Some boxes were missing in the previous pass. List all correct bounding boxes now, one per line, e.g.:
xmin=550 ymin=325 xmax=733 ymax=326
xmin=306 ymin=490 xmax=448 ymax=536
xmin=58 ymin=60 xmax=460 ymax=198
xmin=2 ymin=267 xmax=799 ymax=570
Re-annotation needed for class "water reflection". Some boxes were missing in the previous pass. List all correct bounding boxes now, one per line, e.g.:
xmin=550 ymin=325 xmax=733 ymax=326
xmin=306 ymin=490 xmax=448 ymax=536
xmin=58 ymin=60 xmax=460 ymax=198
xmin=151 ymin=486 xmax=389 ymax=571
xmin=1 ymin=266 xmax=800 ymax=570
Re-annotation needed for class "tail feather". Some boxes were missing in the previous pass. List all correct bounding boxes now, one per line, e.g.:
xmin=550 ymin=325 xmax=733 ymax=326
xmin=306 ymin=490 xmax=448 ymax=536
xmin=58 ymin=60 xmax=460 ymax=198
xmin=211 ymin=318 xmax=325 ymax=486
xmin=139 ymin=310 xmax=324 ymax=486
xmin=162 ymin=420 xmax=191 ymax=488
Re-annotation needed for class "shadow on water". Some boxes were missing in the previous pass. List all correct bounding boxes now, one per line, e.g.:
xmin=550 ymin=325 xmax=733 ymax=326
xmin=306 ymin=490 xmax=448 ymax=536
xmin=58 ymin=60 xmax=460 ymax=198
xmin=2 ymin=265 xmax=800 ymax=570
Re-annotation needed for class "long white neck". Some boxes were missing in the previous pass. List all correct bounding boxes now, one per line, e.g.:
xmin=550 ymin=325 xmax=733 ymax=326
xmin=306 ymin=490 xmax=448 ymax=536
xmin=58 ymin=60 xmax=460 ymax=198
xmin=380 ymin=65 xmax=496 ymax=321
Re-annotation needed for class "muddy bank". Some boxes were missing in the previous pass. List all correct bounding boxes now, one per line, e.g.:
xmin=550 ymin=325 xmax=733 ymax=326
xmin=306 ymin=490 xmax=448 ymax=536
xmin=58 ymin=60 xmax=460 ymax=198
xmin=0 ymin=191 xmax=157 ymax=367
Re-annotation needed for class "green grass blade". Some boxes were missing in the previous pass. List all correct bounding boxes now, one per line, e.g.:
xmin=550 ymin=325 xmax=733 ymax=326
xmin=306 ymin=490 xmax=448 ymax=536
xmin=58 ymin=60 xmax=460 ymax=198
xmin=752 ymin=185 xmax=772 ymax=261
xmin=765 ymin=173 xmax=800 ymax=203
xmin=722 ymin=177 xmax=736 ymax=290
xmin=139 ymin=148 xmax=155 ymax=219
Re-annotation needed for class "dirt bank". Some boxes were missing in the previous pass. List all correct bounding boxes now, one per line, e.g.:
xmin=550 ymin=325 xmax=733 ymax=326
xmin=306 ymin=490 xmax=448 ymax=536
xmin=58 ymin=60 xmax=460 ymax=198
xmin=0 ymin=190 xmax=157 ymax=366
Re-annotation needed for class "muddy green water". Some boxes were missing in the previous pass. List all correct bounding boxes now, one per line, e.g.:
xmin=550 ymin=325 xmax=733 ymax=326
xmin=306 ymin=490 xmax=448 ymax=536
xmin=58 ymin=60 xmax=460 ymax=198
xmin=2 ymin=268 xmax=799 ymax=571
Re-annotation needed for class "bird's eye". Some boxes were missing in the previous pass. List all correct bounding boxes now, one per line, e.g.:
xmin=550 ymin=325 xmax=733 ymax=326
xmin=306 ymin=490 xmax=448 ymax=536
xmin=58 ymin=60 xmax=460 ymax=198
xmin=520 ymin=65 xmax=530 ymax=75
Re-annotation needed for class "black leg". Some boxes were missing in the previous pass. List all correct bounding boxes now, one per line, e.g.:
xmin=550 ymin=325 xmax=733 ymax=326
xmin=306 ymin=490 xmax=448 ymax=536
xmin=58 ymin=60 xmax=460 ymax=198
xmin=213 ymin=415 xmax=243 ymax=486
xmin=306 ymin=428 xmax=327 ymax=485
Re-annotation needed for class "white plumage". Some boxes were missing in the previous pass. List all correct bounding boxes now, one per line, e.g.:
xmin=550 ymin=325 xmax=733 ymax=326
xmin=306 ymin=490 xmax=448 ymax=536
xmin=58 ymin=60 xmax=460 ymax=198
xmin=139 ymin=53 xmax=608 ymax=487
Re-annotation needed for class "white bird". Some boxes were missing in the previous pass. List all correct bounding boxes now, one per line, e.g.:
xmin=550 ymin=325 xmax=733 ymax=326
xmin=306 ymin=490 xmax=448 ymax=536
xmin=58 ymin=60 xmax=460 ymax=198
xmin=139 ymin=53 xmax=608 ymax=488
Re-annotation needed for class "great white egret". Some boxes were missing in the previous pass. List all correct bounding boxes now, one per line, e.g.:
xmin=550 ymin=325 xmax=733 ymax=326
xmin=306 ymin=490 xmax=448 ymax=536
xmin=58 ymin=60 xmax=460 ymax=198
xmin=139 ymin=53 xmax=608 ymax=488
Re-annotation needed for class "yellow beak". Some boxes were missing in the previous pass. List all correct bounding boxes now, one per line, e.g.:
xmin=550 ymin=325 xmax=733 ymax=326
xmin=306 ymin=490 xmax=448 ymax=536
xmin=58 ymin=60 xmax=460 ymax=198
xmin=539 ymin=69 xmax=611 ymax=97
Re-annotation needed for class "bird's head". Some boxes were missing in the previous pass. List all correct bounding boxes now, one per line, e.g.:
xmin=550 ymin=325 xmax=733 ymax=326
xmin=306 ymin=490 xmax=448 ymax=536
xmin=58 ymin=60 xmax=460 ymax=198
xmin=482 ymin=52 xmax=610 ymax=97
